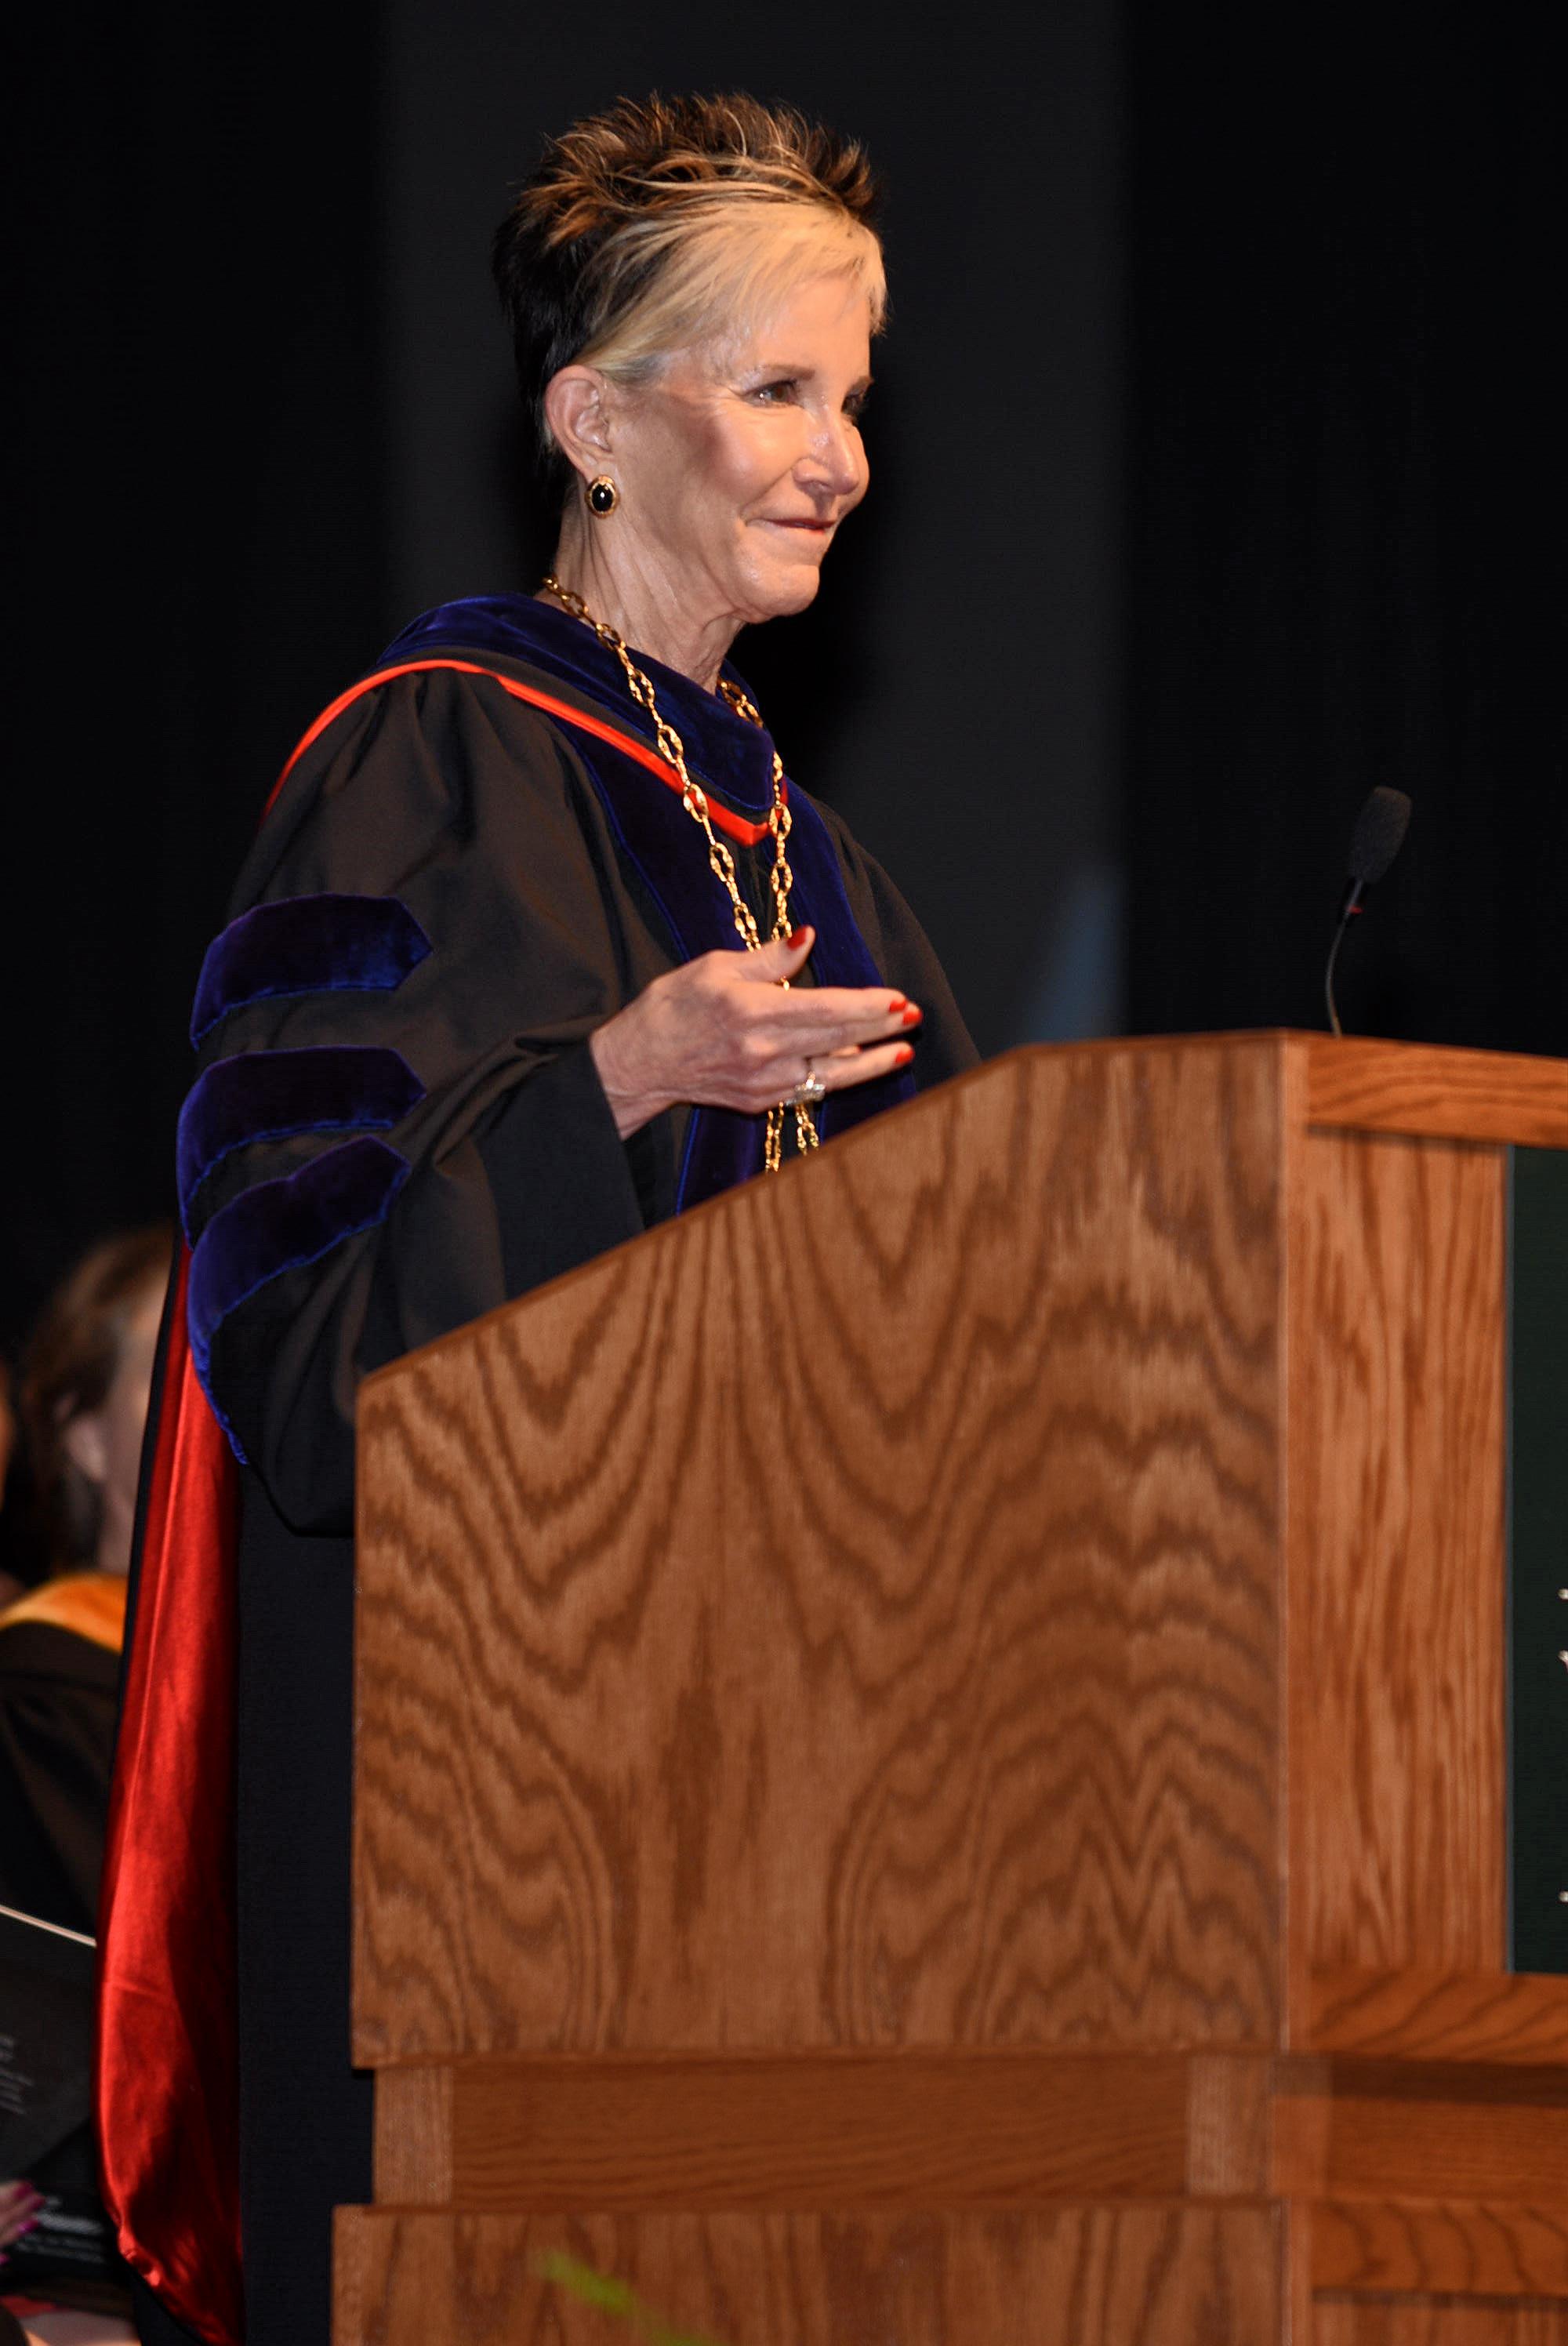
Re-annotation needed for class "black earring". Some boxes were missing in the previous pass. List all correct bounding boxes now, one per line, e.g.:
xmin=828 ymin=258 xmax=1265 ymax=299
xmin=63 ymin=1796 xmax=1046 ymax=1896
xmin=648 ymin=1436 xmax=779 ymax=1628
xmin=586 ymin=474 xmax=619 ymax=517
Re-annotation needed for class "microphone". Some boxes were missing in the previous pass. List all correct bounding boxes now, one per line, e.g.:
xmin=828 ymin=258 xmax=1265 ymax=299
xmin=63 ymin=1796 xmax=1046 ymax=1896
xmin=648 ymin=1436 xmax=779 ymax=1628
xmin=1324 ymin=786 xmax=1412 ymax=1037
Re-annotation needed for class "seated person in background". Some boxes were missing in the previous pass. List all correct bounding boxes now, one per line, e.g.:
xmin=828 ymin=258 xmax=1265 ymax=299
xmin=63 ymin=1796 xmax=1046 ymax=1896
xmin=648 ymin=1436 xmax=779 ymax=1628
xmin=0 ymin=1226 xmax=171 ymax=1930
xmin=1 ymin=1224 xmax=171 ymax=2346
xmin=0 ymin=1367 xmax=25 ymax=1614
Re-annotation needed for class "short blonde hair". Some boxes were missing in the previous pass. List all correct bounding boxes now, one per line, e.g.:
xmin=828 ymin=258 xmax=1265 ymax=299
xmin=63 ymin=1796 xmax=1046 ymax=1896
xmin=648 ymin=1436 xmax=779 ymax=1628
xmin=493 ymin=94 xmax=884 ymax=501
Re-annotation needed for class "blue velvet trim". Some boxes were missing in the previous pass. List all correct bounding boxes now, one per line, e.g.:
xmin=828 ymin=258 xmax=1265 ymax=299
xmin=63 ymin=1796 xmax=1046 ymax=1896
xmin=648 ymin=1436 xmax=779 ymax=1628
xmin=190 ymin=894 xmax=432 ymax=1046
xmin=187 ymin=1135 xmax=411 ymax=1462
xmin=379 ymin=594 xmax=779 ymax=818
xmin=548 ymin=722 xmax=916 ymax=1211
xmin=176 ymin=1045 xmax=426 ymax=1236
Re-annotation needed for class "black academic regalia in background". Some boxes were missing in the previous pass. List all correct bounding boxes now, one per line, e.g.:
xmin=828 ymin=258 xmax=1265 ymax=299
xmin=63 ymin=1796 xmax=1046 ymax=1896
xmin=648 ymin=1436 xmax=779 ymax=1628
xmin=1 ymin=1575 xmax=133 ymax=2317
xmin=124 ymin=596 xmax=976 ymax=2346
xmin=0 ymin=1578 xmax=124 ymax=1934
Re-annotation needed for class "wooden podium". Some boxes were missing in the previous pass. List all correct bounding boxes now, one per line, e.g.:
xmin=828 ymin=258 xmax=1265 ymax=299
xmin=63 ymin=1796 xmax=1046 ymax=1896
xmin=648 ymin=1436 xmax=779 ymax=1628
xmin=335 ymin=1034 xmax=1568 ymax=2344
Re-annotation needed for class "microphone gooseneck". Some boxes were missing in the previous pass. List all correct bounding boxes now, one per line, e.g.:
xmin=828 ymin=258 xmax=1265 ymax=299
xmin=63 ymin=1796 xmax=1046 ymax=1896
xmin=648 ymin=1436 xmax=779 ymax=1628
xmin=1324 ymin=786 xmax=1413 ymax=1038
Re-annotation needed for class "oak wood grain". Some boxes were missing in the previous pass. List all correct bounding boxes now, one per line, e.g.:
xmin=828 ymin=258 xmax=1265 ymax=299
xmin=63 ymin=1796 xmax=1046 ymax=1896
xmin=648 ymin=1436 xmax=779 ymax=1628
xmin=333 ymin=2205 xmax=1280 ymax=2346
xmin=1310 ymin=1973 xmax=1568 ymax=2065
xmin=1185 ymin=2052 xmax=1274 ymax=2196
xmin=1289 ymin=2197 xmax=1316 ymax=2346
xmin=1304 ymin=1039 xmax=1568 ymax=1149
xmin=354 ymin=1040 xmax=1285 ymax=2063
xmin=937 ymin=1033 xmax=1568 ymax=1147
xmin=1313 ymin=2202 xmax=1568 ymax=2296
xmin=343 ymin=1033 xmax=1568 ymax=2345
xmin=1276 ymin=2066 xmax=1568 ymax=2203
xmin=372 ymin=2064 xmax=452 ymax=2205
xmin=434 ymin=2050 xmax=1197 ymax=2210
xmin=1314 ymin=2303 xmax=1568 ymax=2345
xmin=1283 ymin=1125 xmax=1507 ymax=2025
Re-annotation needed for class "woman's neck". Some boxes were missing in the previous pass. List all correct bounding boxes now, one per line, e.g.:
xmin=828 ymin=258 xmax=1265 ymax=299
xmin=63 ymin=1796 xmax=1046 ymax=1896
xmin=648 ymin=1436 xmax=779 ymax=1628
xmin=545 ymin=510 xmax=741 ymax=693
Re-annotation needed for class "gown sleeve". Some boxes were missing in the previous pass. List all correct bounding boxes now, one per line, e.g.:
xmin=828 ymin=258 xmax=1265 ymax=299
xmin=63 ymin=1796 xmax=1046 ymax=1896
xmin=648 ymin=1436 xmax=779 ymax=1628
xmin=182 ymin=668 xmax=652 ymax=1539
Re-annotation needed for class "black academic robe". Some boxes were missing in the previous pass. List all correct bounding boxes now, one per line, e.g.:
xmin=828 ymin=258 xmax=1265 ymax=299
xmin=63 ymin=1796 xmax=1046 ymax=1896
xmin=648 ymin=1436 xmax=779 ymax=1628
xmin=123 ymin=595 xmax=975 ymax=2346
xmin=1 ymin=1578 xmax=132 ymax=2316
xmin=0 ymin=1582 xmax=123 ymax=1934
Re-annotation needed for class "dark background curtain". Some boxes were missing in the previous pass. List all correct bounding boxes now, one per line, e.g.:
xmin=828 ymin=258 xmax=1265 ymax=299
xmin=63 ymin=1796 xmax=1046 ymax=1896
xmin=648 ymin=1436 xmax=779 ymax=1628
xmin=5 ymin=0 xmax=383 ymax=1349
xmin=1123 ymin=6 xmax=1559 ymax=1048
xmin=3 ymin=2 xmax=1557 ymax=1360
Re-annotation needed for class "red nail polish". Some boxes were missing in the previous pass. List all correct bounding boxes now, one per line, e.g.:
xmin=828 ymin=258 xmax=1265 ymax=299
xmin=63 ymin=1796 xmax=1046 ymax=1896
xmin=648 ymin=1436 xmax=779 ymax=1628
xmin=901 ymin=1005 xmax=923 ymax=1027
xmin=895 ymin=1044 xmax=914 ymax=1067
xmin=887 ymin=994 xmax=908 ymax=1012
xmin=787 ymin=925 xmax=811 ymax=950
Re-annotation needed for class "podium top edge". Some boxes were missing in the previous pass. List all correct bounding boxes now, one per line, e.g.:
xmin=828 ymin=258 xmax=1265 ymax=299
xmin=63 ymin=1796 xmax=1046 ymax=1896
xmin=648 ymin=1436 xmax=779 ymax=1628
xmin=1005 ymin=1030 xmax=1568 ymax=1148
xmin=359 ymin=1032 xmax=1568 ymax=1408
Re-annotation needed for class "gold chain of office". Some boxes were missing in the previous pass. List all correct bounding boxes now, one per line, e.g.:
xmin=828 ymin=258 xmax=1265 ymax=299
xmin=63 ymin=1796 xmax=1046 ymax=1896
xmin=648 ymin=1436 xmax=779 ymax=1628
xmin=540 ymin=575 xmax=818 ymax=1172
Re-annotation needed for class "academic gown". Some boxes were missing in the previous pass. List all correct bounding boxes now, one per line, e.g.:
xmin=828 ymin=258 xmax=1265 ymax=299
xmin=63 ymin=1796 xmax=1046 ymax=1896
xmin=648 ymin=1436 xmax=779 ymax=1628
xmin=106 ymin=594 xmax=976 ymax=2346
xmin=0 ymin=1572 xmax=126 ymax=1933
xmin=0 ymin=1574 xmax=132 ymax=2319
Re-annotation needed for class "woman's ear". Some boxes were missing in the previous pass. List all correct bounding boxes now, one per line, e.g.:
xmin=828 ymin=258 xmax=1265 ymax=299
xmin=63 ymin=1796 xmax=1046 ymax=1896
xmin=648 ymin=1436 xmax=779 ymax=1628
xmin=543 ymin=366 xmax=615 ymax=488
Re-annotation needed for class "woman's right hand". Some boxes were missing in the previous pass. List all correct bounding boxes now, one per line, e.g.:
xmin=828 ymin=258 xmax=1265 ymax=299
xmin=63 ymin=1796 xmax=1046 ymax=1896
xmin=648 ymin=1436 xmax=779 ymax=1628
xmin=589 ymin=928 xmax=920 ymax=1140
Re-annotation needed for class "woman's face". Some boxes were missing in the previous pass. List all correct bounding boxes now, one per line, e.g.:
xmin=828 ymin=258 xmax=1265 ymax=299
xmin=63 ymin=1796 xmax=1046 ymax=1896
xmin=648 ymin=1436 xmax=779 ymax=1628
xmin=612 ymin=273 xmax=873 ymax=629
xmin=62 ymin=1276 xmax=165 ymax=1576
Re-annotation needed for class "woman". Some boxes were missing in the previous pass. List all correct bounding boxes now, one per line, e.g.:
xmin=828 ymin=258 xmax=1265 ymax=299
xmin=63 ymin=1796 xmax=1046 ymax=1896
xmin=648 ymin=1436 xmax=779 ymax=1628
xmin=104 ymin=93 xmax=975 ymax=2346
xmin=2 ymin=1228 xmax=169 ymax=2346
xmin=1 ymin=1226 xmax=169 ymax=1932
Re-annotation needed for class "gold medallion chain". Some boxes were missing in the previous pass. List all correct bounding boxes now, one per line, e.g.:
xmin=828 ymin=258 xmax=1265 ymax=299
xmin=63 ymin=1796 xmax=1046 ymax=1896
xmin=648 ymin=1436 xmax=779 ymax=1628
xmin=540 ymin=576 xmax=818 ymax=1171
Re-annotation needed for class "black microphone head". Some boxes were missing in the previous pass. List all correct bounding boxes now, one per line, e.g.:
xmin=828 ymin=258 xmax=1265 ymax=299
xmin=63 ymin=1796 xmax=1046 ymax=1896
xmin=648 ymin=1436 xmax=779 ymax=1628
xmin=1348 ymin=786 xmax=1412 ymax=887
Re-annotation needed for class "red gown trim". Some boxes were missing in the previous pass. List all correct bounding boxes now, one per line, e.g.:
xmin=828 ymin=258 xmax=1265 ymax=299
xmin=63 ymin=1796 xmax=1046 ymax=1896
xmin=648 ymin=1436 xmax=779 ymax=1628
xmin=265 ymin=656 xmax=782 ymax=846
xmin=96 ymin=1247 xmax=242 ymax=2346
